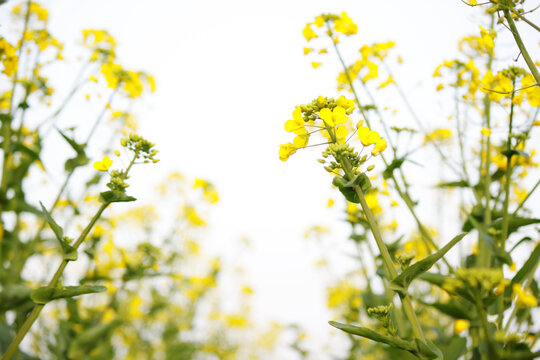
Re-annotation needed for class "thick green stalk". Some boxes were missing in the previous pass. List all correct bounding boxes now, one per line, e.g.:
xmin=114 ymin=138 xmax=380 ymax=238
xmin=475 ymin=292 xmax=498 ymax=360
xmin=479 ymin=16 xmax=495 ymax=269
xmin=339 ymin=156 xmax=426 ymax=343
xmin=500 ymin=84 xmax=516 ymax=254
xmin=511 ymin=9 xmax=540 ymax=33
xmin=503 ymin=8 xmax=540 ymax=84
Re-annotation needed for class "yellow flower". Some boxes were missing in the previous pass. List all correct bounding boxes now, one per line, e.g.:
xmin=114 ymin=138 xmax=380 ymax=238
xmin=293 ymin=134 xmax=309 ymax=148
xmin=93 ymin=156 xmax=113 ymax=171
xmin=424 ymin=128 xmax=452 ymax=144
xmin=513 ymin=284 xmax=538 ymax=308
xmin=0 ymin=39 xmax=18 ymax=77
xmin=454 ymin=319 xmax=470 ymax=333
xmin=481 ymin=128 xmax=491 ymax=137
xmin=357 ymin=127 xmax=381 ymax=146
xmin=371 ymin=138 xmax=387 ymax=156
xmin=302 ymin=24 xmax=318 ymax=41
xmin=303 ymin=47 xmax=313 ymax=55
xmin=284 ymin=107 xmax=308 ymax=135
xmin=377 ymin=75 xmax=395 ymax=89
xmin=336 ymin=95 xmax=355 ymax=112
xmin=334 ymin=12 xmax=358 ymax=35
xmin=279 ymin=143 xmax=297 ymax=161
xmin=319 ymin=106 xmax=347 ymax=127
xmin=183 ymin=206 xmax=206 ymax=226
xmin=311 ymin=62 xmax=322 ymax=69
xmin=314 ymin=16 xmax=325 ymax=28
xmin=522 ymin=74 xmax=540 ymax=107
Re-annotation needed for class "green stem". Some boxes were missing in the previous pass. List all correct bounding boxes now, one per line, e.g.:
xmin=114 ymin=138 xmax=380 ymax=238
xmin=500 ymin=82 xmax=516 ymax=255
xmin=362 ymin=235 xmax=406 ymax=337
xmin=339 ymin=156 xmax=426 ymax=343
xmin=475 ymin=292 xmax=498 ymax=359
xmin=479 ymin=16 xmax=495 ymax=269
xmin=503 ymin=8 xmax=540 ymax=84
xmin=511 ymin=8 xmax=540 ymax=33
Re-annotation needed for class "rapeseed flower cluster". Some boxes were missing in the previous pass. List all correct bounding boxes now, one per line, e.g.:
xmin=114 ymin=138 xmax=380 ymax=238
xmin=302 ymin=13 xmax=358 ymax=69
xmin=0 ymin=38 xmax=18 ymax=77
xmin=434 ymin=26 xmax=540 ymax=107
xmin=337 ymin=41 xmax=396 ymax=91
xmin=81 ymin=29 xmax=155 ymax=98
xmin=280 ymin=95 xmax=386 ymax=164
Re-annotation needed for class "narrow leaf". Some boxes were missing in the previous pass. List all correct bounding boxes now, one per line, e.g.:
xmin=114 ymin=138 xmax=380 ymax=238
xmin=31 ymin=285 xmax=106 ymax=304
xmin=421 ymin=299 xmax=472 ymax=320
xmin=492 ymin=216 xmax=540 ymax=236
xmin=329 ymin=321 xmax=415 ymax=352
xmin=57 ymin=129 xmax=86 ymax=155
xmin=39 ymin=202 xmax=63 ymax=242
xmin=437 ymin=180 xmax=470 ymax=188
xmin=99 ymin=190 xmax=136 ymax=204
xmin=383 ymin=157 xmax=405 ymax=180
xmin=391 ymin=233 xmax=468 ymax=296
xmin=513 ymin=242 xmax=540 ymax=285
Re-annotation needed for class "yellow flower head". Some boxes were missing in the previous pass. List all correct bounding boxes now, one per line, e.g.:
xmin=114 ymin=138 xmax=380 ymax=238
xmin=279 ymin=143 xmax=297 ymax=161
xmin=302 ymin=24 xmax=318 ymax=41
xmin=454 ymin=319 xmax=470 ymax=333
xmin=319 ymin=106 xmax=347 ymax=127
xmin=93 ymin=156 xmax=113 ymax=172
xmin=333 ymin=12 xmax=358 ymax=35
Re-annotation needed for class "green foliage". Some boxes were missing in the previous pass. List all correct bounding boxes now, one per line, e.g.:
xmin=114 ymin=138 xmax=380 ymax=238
xmin=30 ymin=285 xmax=107 ymax=304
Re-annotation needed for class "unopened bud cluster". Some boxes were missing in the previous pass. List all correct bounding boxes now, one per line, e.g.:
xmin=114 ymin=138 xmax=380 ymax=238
xmin=321 ymin=143 xmax=363 ymax=174
xmin=120 ymin=134 xmax=159 ymax=164
xmin=107 ymin=169 xmax=129 ymax=193
xmin=299 ymin=96 xmax=352 ymax=123
xmin=443 ymin=268 xmax=503 ymax=296
xmin=396 ymin=253 xmax=415 ymax=269
xmin=367 ymin=304 xmax=393 ymax=331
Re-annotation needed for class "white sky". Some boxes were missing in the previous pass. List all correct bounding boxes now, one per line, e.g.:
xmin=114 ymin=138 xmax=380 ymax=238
xmin=2 ymin=0 xmax=540 ymax=356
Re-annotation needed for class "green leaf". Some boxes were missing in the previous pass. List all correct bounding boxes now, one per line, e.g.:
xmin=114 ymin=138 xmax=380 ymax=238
xmin=0 ymin=285 xmax=33 ymax=312
xmin=421 ymin=299 xmax=472 ymax=320
xmin=437 ymin=180 xmax=470 ymax=188
xmin=491 ymin=216 xmax=540 ymax=237
xmin=513 ymin=242 xmax=540 ymax=285
xmin=420 ymin=273 xmax=475 ymax=303
xmin=99 ymin=190 xmax=136 ymax=204
xmin=57 ymin=129 xmax=86 ymax=155
xmin=329 ymin=321 xmax=442 ymax=359
xmin=391 ymin=233 xmax=468 ymax=296
xmin=332 ymin=173 xmax=371 ymax=204
xmin=39 ymin=202 xmax=77 ymax=260
xmin=414 ymin=338 xmax=443 ymax=360
xmin=383 ymin=157 xmax=405 ymax=180
xmin=39 ymin=202 xmax=63 ymax=242
xmin=328 ymin=321 xmax=415 ymax=352
xmin=64 ymin=153 xmax=89 ymax=172
xmin=62 ymin=245 xmax=78 ymax=261
xmin=13 ymin=142 xmax=41 ymax=163
xmin=30 ymin=285 xmax=106 ymax=304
